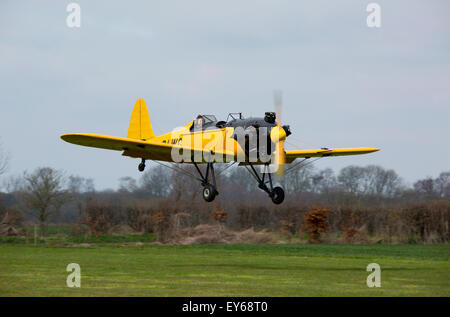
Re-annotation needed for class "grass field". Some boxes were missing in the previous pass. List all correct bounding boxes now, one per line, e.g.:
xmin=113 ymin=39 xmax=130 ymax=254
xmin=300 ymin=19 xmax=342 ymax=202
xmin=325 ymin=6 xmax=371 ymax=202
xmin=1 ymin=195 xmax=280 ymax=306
xmin=0 ymin=243 xmax=449 ymax=296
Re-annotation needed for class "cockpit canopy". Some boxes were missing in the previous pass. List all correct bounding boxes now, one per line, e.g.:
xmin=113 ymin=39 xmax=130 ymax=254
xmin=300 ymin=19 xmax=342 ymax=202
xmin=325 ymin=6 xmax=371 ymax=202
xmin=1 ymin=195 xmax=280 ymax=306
xmin=200 ymin=115 xmax=217 ymax=124
xmin=191 ymin=113 xmax=254 ymax=131
xmin=226 ymin=113 xmax=244 ymax=122
xmin=191 ymin=114 xmax=218 ymax=131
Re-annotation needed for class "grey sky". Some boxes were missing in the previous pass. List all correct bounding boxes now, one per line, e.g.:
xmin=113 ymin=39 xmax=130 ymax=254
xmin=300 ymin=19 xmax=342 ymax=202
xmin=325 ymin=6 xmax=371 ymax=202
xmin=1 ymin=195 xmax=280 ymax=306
xmin=1 ymin=0 xmax=449 ymax=190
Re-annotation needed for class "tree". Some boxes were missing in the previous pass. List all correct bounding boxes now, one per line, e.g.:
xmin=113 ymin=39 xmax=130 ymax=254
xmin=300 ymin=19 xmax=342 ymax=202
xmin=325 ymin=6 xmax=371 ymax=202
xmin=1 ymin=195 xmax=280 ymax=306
xmin=434 ymin=172 xmax=450 ymax=199
xmin=170 ymin=165 xmax=201 ymax=201
xmin=338 ymin=165 xmax=365 ymax=194
xmin=364 ymin=165 xmax=402 ymax=197
xmin=139 ymin=165 xmax=172 ymax=197
xmin=68 ymin=175 xmax=95 ymax=219
xmin=281 ymin=164 xmax=315 ymax=194
xmin=118 ymin=176 xmax=138 ymax=193
xmin=413 ymin=177 xmax=435 ymax=199
xmin=311 ymin=168 xmax=337 ymax=195
xmin=19 ymin=167 xmax=71 ymax=236
xmin=338 ymin=165 xmax=402 ymax=198
xmin=0 ymin=140 xmax=10 ymax=181
xmin=413 ymin=172 xmax=450 ymax=200
xmin=223 ymin=166 xmax=254 ymax=193
xmin=68 ymin=175 xmax=95 ymax=193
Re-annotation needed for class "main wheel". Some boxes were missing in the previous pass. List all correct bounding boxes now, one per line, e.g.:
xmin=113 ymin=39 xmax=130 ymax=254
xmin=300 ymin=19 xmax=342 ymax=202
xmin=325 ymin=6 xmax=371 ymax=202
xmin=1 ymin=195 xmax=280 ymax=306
xmin=271 ymin=186 xmax=285 ymax=205
xmin=138 ymin=162 xmax=146 ymax=172
xmin=202 ymin=185 xmax=217 ymax=202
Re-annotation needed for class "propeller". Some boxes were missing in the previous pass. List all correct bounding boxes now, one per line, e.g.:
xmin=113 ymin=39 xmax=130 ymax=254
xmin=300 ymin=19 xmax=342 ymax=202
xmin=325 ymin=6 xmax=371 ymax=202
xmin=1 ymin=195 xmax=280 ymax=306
xmin=270 ymin=90 xmax=286 ymax=176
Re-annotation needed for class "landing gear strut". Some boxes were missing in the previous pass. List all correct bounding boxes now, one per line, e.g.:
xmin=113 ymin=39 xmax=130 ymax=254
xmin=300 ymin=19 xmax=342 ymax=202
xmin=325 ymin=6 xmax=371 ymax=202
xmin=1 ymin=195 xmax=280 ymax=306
xmin=247 ymin=163 xmax=285 ymax=204
xmin=138 ymin=159 xmax=146 ymax=172
xmin=194 ymin=162 xmax=219 ymax=202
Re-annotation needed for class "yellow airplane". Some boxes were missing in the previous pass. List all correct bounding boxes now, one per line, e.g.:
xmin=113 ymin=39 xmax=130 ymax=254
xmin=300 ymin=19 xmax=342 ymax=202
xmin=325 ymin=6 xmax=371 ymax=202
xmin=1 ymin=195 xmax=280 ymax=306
xmin=61 ymin=98 xmax=379 ymax=204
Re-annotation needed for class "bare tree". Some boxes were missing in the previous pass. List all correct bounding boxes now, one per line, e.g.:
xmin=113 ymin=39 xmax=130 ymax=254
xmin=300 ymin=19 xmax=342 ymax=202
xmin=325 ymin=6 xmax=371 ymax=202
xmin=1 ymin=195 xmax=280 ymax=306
xmin=68 ymin=175 xmax=95 ymax=219
xmin=434 ymin=172 xmax=450 ymax=199
xmin=413 ymin=177 xmax=436 ymax=199
xmin=310 ymin=168 xmax=338 ymax=199
xmin=68 ymin=175 xmax=95 ymax=193
xmin=139 ymin=165 xmax=173 ymax=197
xmin=3 ymin=175 xmax=24 ymax=193
xmin=118 ymin=176 xmax=138 ymax=193
xmin=413 ymin=172 xmax=450 ymax=200
xmin=338 ymin=165 xmax=365 ymax=194
xmin=170 ymin=164 xmax=201 ymax=201
xmin=0 ymin=140 xmax=10 ymax=180
xmin=364 ymin=165 xmax=402 ymax=197
xmin=18 ymin=167 xmax=71 ymax=237
xmin=338 ymin=165 xmax=402 ymax=198
xmin=223 ymin=166 xmax=254 ymax=193
xmin=281 ymin=164 xmax=315 ymax=194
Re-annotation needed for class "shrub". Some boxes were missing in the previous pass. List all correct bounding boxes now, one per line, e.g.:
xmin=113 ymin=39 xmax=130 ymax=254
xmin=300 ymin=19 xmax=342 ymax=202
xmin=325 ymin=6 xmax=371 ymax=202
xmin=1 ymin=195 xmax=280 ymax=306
xmin=280 ymin=219 xmax=296 ymax=237
xmin=341 ymin=213 xmax=368 ymax=244
xmin=301 ymin=206 xmax=330 ymax=243
xmin=125 ymin=202 xmax=153 ymax=233
xmin=82 ymin=200 xmax=120 ymax=236
xmin=211 ymin=209 xmax=228 ymax=223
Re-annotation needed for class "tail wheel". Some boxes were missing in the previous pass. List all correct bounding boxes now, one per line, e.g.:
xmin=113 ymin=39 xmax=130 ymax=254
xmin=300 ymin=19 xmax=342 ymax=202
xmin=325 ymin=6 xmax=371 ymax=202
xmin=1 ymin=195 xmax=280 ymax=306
xmin=203 ymin=185 xmax=217 ymax=202
xmin=138 ymin=162 xmax=146 ymax=172
xmin=271 ymin=186 xmax=285 ymax=205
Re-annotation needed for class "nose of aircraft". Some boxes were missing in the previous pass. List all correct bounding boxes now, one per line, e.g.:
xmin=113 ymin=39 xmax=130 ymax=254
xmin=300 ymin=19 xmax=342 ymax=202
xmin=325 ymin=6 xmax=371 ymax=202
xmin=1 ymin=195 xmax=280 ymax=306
xmin=270 ymin=125 xmax=287 ymax=143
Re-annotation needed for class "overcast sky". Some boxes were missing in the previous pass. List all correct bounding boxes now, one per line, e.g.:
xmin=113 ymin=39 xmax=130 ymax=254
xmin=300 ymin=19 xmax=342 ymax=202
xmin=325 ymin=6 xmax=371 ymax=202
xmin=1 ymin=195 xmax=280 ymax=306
xmin=0 ymin=0 xmax=449 ymax=190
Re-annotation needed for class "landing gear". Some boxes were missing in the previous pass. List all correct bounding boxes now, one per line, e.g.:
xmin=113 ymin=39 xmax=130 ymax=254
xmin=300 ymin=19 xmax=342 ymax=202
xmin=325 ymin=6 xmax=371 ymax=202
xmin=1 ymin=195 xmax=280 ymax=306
xmin=247 ymin=163 xmax=285 ymax=205
xmin=138 ymin=159 xmax=146 ymax=172
xmin=194 ymin=162 xmax=219 ymax=203
xmin=203 ymin=185 xmax=217 ymax=202
xmin=271 ymin=186 xmax=285 ymax=205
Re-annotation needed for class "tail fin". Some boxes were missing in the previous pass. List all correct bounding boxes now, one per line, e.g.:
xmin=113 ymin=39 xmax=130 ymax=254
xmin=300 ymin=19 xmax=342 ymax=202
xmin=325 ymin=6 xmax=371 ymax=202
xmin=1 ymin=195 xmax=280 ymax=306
xmin=127 ymin=98 xmax=155 ymax=140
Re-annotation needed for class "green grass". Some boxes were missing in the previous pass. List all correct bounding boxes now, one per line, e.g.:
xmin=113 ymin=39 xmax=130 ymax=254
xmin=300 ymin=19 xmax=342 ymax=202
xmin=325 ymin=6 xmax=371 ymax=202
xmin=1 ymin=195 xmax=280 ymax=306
xmin=24 ymin=224 xmax=73 ymax=236
xmin=15 ymin=225 xmax=157 ymax=244
xmin=0 ymin=244 xmax=448 ymax=296
xmin=0 ymin=233 xmax=156 ymax=244
xmin=66 ymin=233 xmax=156 ymax=244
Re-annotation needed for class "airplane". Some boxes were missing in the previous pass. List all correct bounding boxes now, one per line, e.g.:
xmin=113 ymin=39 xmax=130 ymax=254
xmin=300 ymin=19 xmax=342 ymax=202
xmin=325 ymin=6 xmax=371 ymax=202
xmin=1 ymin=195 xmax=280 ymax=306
xmin=61 ymin=97 xmax=379 ymax=204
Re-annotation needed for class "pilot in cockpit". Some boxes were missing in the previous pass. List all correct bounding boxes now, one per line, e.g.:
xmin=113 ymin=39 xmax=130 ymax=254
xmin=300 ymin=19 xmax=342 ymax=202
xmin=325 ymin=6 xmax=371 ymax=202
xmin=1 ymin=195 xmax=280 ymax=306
xmin=194 ymin=115 xmax=204 ymax=129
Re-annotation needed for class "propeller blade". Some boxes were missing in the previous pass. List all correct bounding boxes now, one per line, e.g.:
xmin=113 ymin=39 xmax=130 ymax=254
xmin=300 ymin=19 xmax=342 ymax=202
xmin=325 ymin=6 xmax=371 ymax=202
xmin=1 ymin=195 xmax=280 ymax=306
xmin=273 ymin=129 xmax=286 ymax=176
xmin=273 ymin=90 xmax=285 ymax=176
xmin=274 ymin=90 xmax=282 ymax=127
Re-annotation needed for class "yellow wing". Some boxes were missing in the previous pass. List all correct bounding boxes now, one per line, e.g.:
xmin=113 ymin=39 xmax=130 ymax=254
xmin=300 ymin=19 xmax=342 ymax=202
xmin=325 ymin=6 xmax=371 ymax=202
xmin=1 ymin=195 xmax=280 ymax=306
xmin=285 ymin=147 xmax=379 ymax=163
xmin=61 ymin=133 xmax=212 ymax=163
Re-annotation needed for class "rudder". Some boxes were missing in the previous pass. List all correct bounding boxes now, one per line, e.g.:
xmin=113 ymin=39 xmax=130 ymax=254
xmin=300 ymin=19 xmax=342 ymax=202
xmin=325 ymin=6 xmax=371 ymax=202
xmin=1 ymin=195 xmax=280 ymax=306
xmin=127 ymin=98 xmax=155 ymax=140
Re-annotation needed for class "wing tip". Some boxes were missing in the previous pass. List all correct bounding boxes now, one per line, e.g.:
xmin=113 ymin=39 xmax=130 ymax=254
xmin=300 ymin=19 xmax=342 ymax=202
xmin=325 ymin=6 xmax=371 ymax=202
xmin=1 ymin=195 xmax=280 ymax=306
xmin=61 ymin=133 xmax=79 ymax=141
xmin=60 ymin=134 xmax=71 ymax=141
xmin=60 ymin=133 xmax=91 ymax=144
